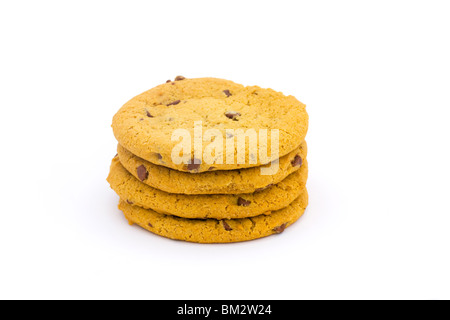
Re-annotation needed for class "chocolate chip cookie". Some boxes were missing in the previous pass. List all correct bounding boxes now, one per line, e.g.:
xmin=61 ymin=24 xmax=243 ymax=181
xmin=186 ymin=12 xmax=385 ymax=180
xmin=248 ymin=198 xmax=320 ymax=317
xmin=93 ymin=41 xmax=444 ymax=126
xmin=118 ymin=188 xmax=308 ymax=243
xmin=116 ymin=140 xmax=307 ymax=194
xmin=112 ymin=77 xmax=308 ymax=172
xmin=107 ymin=156 xmax=308 ymax=219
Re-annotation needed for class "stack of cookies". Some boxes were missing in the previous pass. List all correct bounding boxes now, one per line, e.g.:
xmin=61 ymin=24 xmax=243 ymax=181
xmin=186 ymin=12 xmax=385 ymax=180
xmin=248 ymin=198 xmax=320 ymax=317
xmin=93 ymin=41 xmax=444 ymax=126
xmin=107 ymin=77 xmax=309 ymax=243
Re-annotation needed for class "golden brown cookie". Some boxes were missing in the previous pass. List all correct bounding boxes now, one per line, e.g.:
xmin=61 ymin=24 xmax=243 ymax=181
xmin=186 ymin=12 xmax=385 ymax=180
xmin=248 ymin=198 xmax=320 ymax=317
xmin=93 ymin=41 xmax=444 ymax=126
xmin=107 ymin=156 xmax=308 ymax=219
xmin=117 ymin=141 xmax=307 ymax=194
xmin=118 ymin=189 xmax=308 ymax=243
xmin=112 ymin=77 xmax=308 ymax=172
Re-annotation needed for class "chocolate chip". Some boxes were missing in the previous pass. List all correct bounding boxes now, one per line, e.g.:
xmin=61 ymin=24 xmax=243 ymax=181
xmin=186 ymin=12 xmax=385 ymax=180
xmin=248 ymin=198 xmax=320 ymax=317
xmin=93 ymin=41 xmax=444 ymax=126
xmin=187 ymin=163 xmax=200 ymax=171
xmin=148 ymin=222 xmax=153 ymax=228
xmin=237 ymin=197 xmax=251 ymax=207
xmin=156 ymin=153 xmax=163 ymax=160
xmin=222 ymin=220 xmax=232 ymax=231
xmin=146 ymin=110 xmax=153 ymax=117
xmin=126 ymin=200 xmax=134 ymax=205
xmin=254 ymin=184 xmax=273 ymax=193
xmin=175 ymin=76 xmax=185 ymax=81
xmin=187 ymin=158 xmax=202 ymax=171
xmin=225 ymin=111 xmax=241 ymax=121
xmin=167 ymin=100 xmax=181 ymax=106
xmin=291 ymin=155 xmax=303 ymax=167
xmin=223 ymin=89 xmax=232 ymax=97
xmin=137 ymin=165 xmax=148 ymax=181
xmin=273 ymin=223 xmax=288 ymax=234
xmin=166 ymin=80 xmax=171 ymax=83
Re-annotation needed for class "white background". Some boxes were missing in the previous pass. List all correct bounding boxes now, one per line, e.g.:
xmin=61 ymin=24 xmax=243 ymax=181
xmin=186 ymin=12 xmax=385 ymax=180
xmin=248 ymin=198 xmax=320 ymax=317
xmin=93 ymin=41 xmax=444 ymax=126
xmin=1 ymin=0 xmax=449 ymax=300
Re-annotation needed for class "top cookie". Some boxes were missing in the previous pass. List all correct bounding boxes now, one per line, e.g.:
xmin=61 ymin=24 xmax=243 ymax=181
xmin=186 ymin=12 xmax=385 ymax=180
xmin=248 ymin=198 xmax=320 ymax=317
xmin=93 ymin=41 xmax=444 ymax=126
xmin=112 ymin=77 xmax=308 ymax=172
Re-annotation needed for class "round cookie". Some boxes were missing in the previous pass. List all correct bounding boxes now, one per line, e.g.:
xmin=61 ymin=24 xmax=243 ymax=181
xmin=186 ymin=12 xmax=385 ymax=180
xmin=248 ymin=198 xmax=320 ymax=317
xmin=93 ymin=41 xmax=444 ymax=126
xmin=112 ymin=77 xmax=308 ymax=173
xmin=117 ymin=141 xmax=307 ymax=195
xmin=118 ymin=189 xmax=308 ymax=243
xmin=107 ymin=156 xmax=308 ymax=219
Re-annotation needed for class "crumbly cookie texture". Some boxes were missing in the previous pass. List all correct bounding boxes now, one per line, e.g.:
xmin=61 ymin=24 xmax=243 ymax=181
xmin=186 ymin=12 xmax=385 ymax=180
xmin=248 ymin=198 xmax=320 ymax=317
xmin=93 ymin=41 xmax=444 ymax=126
xmin=107 ymin=156 xmax=308 ymax=219
xmin=112 ymin=77 xmax=308 ymax=172
xmin=118 ymin=189 xmax=308 ymax=243
xmin=117 ymin=141 xmax=307 ymax=195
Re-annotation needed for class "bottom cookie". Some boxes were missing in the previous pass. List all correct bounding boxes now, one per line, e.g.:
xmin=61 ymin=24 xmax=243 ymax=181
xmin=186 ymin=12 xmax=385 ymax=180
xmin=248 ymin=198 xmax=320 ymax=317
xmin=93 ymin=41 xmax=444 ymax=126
xmin=118 ymin=188 xmax=308 ymax=243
